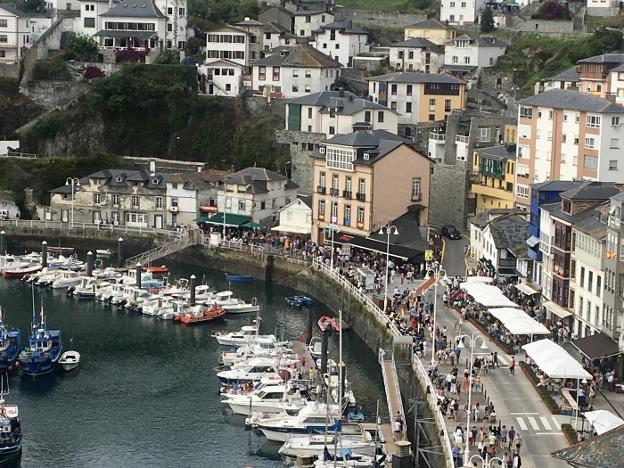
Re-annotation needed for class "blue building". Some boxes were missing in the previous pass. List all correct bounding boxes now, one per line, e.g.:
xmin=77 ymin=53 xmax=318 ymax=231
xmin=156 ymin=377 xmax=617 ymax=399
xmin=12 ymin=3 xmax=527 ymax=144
xmin=528 ymin=181 xmax=584 ymax=284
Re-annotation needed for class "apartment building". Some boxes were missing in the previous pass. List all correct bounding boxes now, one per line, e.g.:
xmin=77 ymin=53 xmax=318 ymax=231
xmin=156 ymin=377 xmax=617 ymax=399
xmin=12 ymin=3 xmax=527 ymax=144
xmin=284 ymin=89 xmax=398 ymax=136
xmin=403 ymin=19 xmax=456 ymax=45
xmin=470 ymin=144 xmax=516 ymax=213
xmin=387 ymin=38 xmax=444 ymax=73
xmin=262 ymin=21 xmax=296 ymax=50
xmin=233 ymin=17 xmax=265 ymax=62
xmin=310 ymin=126 xmax=432 ymax=243
xmin=367 ymin=72 xmax=466 ymax=126
xmin=311 ymin=19 xmax=369 ymax=67
xmin=515 ymin=89 xmax=624 ymax=208
xmin=251 ymin=44 xmax=340 ymax=98
xmin=604 ymin=192 xmax=624 ymax=349
xmin=0 ymin=3 xmax=30 ymax=64
xmin=206 ymin=25 xmax=251 ymax=66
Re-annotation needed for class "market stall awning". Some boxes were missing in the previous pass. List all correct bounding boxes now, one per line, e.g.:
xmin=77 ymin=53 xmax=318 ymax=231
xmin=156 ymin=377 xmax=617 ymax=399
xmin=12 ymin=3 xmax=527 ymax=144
xmin=464 ymin=276 xmax=494 ymax=284
xmin=584 ymin=410 xmax=624 ymax=436
xmin=543 ymin=300 xmax=573 ymax=319
xmin=488 ymin=307 xmax=550 ymax=336
xmin=241 ymin=221 xmax=261 ymax=229
xmin=522 ymin=338 xmax=593 ymax=380
xmin=332 ymin=232 xmax=421 ymax=261
xmin=571 ymin=333 xmax=623 ymax=361
xmin=194 ymin=212 xmax=251 ymax=227
xmin=514 ymin=282 xmax=540 ymax=296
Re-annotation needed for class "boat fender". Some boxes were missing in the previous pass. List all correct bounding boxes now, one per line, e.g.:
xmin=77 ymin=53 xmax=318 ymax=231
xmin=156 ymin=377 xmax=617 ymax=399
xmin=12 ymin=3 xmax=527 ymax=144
xmin=0 ymin=407 xmax=6 ymax=417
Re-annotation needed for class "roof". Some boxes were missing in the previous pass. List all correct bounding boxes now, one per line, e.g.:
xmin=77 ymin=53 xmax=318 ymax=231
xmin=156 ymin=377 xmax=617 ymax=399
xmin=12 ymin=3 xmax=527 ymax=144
xmin=223 ymin=167 xmax=297 ymax=194
xmin=387 ymin=38 xmax=444 ymax=54
xmin=549 ymin=66 xmax=580 ymax=82
xmin=551 ymin=425 xmax=624 ymax=466
xmin=0 ymin=3 xmax=28 ymax=15
xmin=571 ymin=333 xmax=621 ymax=361
xmin=560 ymin=181 xmax=623 ymax=201
xmin=572 ymin=206 xmax=607 ymax=239
xmin=578 ymin=53 xmax=624 ymax=64
xmin=313 ymin=19 xmax=368 ymax=35
xmin=487 ymin=214 xmax=530 ymax=254
xmin=50 ymin=169 xmax=170 ymax=193
xmin=532 ymin=180 xmax=584 ymax=193
xmin=405 ymin=18 xmax=451 ymax=30
xmin=451 ymin=35 xmax=508 ymax=47
xmin=334 ymin=231 xmax=422 ymax=260
xmin=521 ymin=89 xmax=624 ymax=113
xmin=439 ymin=64 xmax=478 ymax=72
xmin=203 ymin=58 xmax=245 ymax=68
xmin=475 ymin=145 xmax=516 ymax=161
xmin=100 ymin=0 xmax=165 ymax=18
xmin=253 ymin=44 xmax=341 ymax=68
xmin=469 ymin=209 xmax=521 ymax=229
xmin=287 ymin=90 xmax=395 ymax=115
xmin=367 ymin=210 xmax=430 ymax=252
xmin=264 ymin=21 xmax=290 ymax=34
xmin=367 ymin=71 xmax=465 ymax=84
xmin=235 ymin=17 xmax=265 ymax=27
xmin=293 ymin=9 xmax=331 ymax=16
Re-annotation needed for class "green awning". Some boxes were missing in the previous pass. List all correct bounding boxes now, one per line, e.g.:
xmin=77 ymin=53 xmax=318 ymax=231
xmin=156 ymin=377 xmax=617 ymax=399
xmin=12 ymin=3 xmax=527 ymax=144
xmin=241 ymin=221 xmax=261 ymax=229
xmin=194 ymin=212 xmax=251 ymax=227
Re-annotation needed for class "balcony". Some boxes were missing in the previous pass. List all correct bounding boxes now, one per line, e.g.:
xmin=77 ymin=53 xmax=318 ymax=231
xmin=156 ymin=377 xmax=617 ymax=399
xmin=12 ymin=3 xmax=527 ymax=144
xmin=356 ymin=193 xmax=366 ymax=201
xmin=429 ymin=132 xmax=446 ymax=142
xmin=456 ymin=135 xmax=469 ymax=144
xmin=329 ymin=188 xmax=339 ymax=196
xmin=342 ymin=190 xmax=352 ymax=198
xmin=316 ymin=186 xmax=326 ymax=194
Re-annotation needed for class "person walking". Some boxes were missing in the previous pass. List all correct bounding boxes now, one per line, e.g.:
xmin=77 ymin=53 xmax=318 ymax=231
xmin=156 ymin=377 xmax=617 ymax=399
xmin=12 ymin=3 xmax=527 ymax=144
xmin=509 ymin=356 xmax=516 ymax=375
xmin=507 ymin=426 xmax=515 ymax=450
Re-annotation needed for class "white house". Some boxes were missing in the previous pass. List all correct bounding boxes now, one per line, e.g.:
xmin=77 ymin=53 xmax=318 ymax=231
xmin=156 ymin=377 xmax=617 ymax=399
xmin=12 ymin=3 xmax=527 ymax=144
xmin=0 ymin=190 xmax=19 ymax=220
xmin=586 ymin=0 xmax=619 ymax=16
xmin=440 ymin=0 xmax=486 ymax=25
xmin=217 ymin=167 xmax=299 ymax=224
xmin=0 ymin=4 xmax=30 ymax=64
xmin=251 ymin=44 xmax=340 ymax=99
xmin=311 ymin=19 xmax=369 ymax=68
xmin=262 ymin=21 xmax=296 ymax=51
xmin=165 ymin=173 xmax=200 ymax=227
xmin=293 ymin=9 xmax=333 ymax=38
xmin=198 ymin=59 xmax=244 ymax=97
xmin=206 ymin=24 xmax=250 ymax=66
xmin=387 ymin=37 xmax=444 ymax=73
xmin=443 ymin=35 xmax=507 ymax=71
xmin=74 ymin=0 xmax=109 ymax=38
xmin=273 ymin=195 xmax=312 ymax=234
xmin=154 ymin=0 xmax=187 ymax=49
xmin=534 ymin=66 xmax=579 ymax=95
xmin=284 ymin=89 xmax=399 ymax=136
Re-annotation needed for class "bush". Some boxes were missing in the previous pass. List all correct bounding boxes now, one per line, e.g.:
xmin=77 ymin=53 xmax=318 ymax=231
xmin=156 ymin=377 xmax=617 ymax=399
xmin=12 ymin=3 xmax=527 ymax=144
xmin=115 ymin=48 xmax=149 ymax=63
xmin=561 ymin=423 xmax=578 ymax=444
xmin=158 ymin=50 xmax=180 ymax=64
xmin=64 ymin=33 xmax=99 ymax=62
xmin=84 ymin=66 xmax=104 ymax=80
xmin=32 ymin=56 xmax=72 ymax=81
xmin=481 ymin=9 xmax=495 ymax=33
xmin=531 ymin=1 xmax=571 ymax=20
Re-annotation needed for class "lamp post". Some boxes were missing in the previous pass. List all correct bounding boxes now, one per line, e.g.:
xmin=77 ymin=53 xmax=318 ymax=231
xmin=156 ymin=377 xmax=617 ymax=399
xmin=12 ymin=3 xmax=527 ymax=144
xmin=65 ymin=177 xmax=80 ymax=229
xmin=378 ymin=223 xmax=399 ymax=313
xmin=458 ymin=332 xmax=489 ymax=468
xmin=468 ymin=454 xmax=505 ymax=467
xmin=428 ymin=267 xmax=448 ymax=370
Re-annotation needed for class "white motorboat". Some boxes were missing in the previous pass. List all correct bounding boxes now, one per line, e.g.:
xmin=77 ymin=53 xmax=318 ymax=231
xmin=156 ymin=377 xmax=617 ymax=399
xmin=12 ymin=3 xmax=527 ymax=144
xmin=213 ymin=325 xmax=276 ymax=348
xmin=58 ymin=350 xmax=80 ymax=371
xmin=92 ymin=267 xmax=121 ymax=281
xmin=220 ymin=341 xmax=291 ymax=367
xmin=72 ymin=277 xmax=98 ymax=299
xmin=96 ymin=249 xmax=112 ymax=258
xmin=278 ymin=432 xmax=376 ymax=459
xmin=216 ymin=357 xmax=289 ymax=385
xmin=309 ymin=336 xmax=323 ymax=360
xmin=221 ymin=382 xmax=307 ymax=416
xmin=50 ymin=270 xmax=82 ymax=289
xmin=209 ymin=291 xmax=260 ymax=314
xmin=313 ymin=454 xmax=385 ymax=467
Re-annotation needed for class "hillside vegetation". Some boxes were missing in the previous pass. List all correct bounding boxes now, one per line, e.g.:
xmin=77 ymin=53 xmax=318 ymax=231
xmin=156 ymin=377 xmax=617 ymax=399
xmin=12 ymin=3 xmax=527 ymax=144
xmin=20 ymin=64 xmax=288 ymax=171
xmin=0 ymin=80 xmax=43 ymax=136
xmin=494 ymin=27 xmax=624 ymax=95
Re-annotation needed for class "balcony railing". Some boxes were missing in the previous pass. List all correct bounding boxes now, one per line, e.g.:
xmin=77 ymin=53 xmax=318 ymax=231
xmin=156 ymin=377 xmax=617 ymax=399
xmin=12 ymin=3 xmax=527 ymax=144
xmin=329 ymin=188 xmax=339 ymax=196
xmin=429 ymin=133 xmax=446 ymax=142
xmin=342 ymin=190 xmax=352 ymax=198
xmin=356 ymin=193 xmax=366 ymax=201
xmin=456 ymin=135 xmax=469 ymax=144
xmin=316 ymin=186 xmax=326 ymax=194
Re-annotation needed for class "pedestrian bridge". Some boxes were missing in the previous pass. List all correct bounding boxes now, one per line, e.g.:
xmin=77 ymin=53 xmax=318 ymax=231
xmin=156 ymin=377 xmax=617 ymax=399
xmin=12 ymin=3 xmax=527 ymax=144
xmin=378 ymin=348 xmax=407 ymax=444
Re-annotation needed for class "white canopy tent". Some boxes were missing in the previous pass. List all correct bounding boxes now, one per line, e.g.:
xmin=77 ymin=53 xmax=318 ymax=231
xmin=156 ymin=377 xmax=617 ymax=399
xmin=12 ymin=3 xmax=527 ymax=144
xmin=463 ymin=276 xmax=494 ymax=284
xmin=522 ymin=339 xmax=593 ymax=380
xmin=460 ymin=283 xmax=517 ymax=308
xmin=489 ymin=308 xmax=550 ymax=336
xmin=584 ymin=410 xmax=624 ymax=435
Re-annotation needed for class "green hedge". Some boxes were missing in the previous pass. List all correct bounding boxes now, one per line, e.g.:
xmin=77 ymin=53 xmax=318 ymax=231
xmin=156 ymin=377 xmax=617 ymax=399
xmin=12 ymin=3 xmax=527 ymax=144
xmin=32 ymin=56 xmax=72 ymax=82
xmin=561 ymin=423 xmax=577 ymax=445
xmin=520 ymin=361 xmax=560 ymax=414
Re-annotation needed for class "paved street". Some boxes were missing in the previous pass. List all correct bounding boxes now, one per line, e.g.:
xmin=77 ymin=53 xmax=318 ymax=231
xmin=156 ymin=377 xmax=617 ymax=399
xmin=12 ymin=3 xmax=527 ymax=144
xmin=441 ymin=237 xmax=468 ymax=277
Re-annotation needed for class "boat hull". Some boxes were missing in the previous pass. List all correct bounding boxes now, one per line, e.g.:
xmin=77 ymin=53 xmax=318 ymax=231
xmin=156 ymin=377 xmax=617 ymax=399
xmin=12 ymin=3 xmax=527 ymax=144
xmin=0 ymin=440 xmax=22 ymax=465
xmin=223 ymin=306 xmax=260 ymax=315
xmin=19 ymin=357 xmax=57 ymax=376
xmin=224 ymin=400 xmax=297 ymax=416
xmin=259 ymin=426 xmax=339 ymax=443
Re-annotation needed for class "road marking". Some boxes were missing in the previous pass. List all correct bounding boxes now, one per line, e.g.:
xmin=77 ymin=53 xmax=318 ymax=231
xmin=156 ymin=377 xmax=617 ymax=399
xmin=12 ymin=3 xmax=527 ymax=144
xmin=510 ymin=412 xmax=539 ymax=415
xmin=497 ymin=355 xmax=510 ymax=366
xmin=551 ymin=417 xmax=561 ymax=430
xmin=540 ymin=417 xmax=552 ymax=430
xmin=527 ymin=417 xmax=540 ymax=430
xmin=535 ymin=432 xmax=563 ymax=435
xmin=515 ymin=417 xmax=528 ymax=431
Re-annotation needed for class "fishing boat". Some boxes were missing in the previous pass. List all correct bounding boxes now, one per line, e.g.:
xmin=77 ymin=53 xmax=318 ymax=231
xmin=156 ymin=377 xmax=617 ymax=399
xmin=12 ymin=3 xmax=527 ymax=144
xmin=2 ymin=264 xmax=41 ymax=280
xmin=286 ymin=295 xmax=313 ymax=307
xmin=143 ymin=265 xmax=169 ymax=276
xmin=175 ymin=304 xmax=225 ymax=325
xmin=0 ymin=309 xmax=19 ymax=373
xmin=213 ymin=325 xmax=276 ymax=348
xmin=0 ymin=374 xmax=22 ymax=465
xmin=71 ymin=277 xmax=98 ymax=300
xmin=58 ymin=351 xmax=80 ymax=371
xmin=18 ymin=307 xmax=63 ymax=377
xmin=225 ymin=273 xmax=253 ymax=283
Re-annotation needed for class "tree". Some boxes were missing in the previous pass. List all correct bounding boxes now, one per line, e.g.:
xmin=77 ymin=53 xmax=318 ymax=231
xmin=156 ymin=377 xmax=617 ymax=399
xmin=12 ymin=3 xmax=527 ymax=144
xmin=17 ymin=0 xmax=45 ymax=12
xmin=590 ymin=26 xmax=624 ymax=55
xmin=64 ymin=33 xmax=99 ymax=62
xmin=480 ymin=9 xmax=495 ymax=33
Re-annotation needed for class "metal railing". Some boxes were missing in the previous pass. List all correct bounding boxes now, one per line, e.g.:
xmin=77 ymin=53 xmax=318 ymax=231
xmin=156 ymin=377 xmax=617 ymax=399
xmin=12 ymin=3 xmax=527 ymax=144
xmin=379 ymin=348 xmax=407 ymax=441
xmin=0 ymin=219 xmax=183 ymax=239
xmin=125 ymin=236 xmax=195 ymax=267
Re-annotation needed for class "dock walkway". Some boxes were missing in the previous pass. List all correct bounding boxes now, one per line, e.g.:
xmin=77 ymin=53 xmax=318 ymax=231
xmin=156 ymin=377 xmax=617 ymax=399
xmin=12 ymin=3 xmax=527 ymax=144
xmin=378 ymin=348 xmax=407 ymax=462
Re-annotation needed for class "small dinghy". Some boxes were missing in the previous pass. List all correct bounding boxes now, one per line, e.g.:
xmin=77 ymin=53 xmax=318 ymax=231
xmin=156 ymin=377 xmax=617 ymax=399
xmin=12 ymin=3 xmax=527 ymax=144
xmin=58 ymin=351 xmax=80 ymax=372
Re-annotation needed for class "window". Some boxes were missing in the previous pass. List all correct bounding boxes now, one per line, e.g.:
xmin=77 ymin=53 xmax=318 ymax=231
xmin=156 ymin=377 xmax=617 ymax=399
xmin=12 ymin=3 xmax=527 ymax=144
xmin=406 ymin=85 xmax=412 ymax=96
xmin=293 ymin=69 xmax=299 ymax=78
xmin=586 ymin=115 xmax=601 ymax=128
xmin=612 ymin=116 xmax=620 ymax=126
xmin=131 ymin=195 xmax=140 ymax=209
xmin=0 ymin=35 xmax=7 ymax=43
xmin=305 ymin=15 xmax=311 ymax=23
xmin=272 ymin=66 xmax=280 ymax=81
xmin=597 ymin=276 xmax=602 ymax=297
xmin=319 ymin=172 xmax=326 ymax=187
xmin=378 ymin=111 xmax=384 ymax=123
xmin=357 ymin=207 xmax=365 ymax=224
xmin=154 ymin=196 xmax=163 ymax=209
xmin=610 ymin=138 xmax=619 ymax=148
xmin=326 ymin=147 xmax=355 ymax=171
xmin=429 ymin=98 xmax=435 ymax=107
xmin=83 ymin=17 xmax=95 ymax=28
xmin=516 ymin=164 xmax=529 ymax=177
xmin=519 ymin=106 xmax=532 ymax=119
xmin=428 ymin=114 xmax=435 ymax=121
xmin=390 ymin=101 xmax=397 ymax=111
xmin=405 ymin=102 xmax=412 ymax=113
xmin=0 ymin=19 xmax=7 ymax=28
xmin=464 ymin=56 xmax=470 ymax=65
xmin=239 ymin=200 xmax=246 ymax=211
xmin=588 ymin=271 xmax=593 ymax=292
xmin=167 ymin=6 xmax=173 ymax=13
xmin=583 ymin=155 xmax=598 ymax=171
xmin=391 ymin=84 xmax=397 ymax=95
xmin=332 ymin=174 xmax=339 ymax=190
xmin=364 ymin=111 xmax=371 ymax=123
xmin=343 ymin=205 xmax=351 ymax=226
xmin=305 ymin=85 xmax=311 ymax=93
xmin=258 ymin=66 xmax=266 ymax=80
xmin=305 ymin=70 xmax=311 ymax=78
xmin=112 ymin=194 xmax=119 ymax=206
xmin=93 ymin=193 xmax=101 ymax=204
xmin=292 ymin=85 xmax=298 ymax=93
xmin=411 ymin=177 xmax=421 ymax=201
xmin=345 ymin=176 xmax=352 ymax=193
xmin=331 ymin=202 xmax=338 ymax=222
xmin=318 ymin=200 xmax=325 ymax=216
xmin=358 ymin=178 xmax=365 ymax=195
xmin=585 ymin=137 xmax=596 ymax=149
xmin=610 ymin=160 xmax=618 ymax=171
xmin=445 ymin=99 xmax=451 ymax=112
xmin=516 ymin=185 xmax=529 ymax=198
xmin=452 ymin=56 xmax=458 ymax=64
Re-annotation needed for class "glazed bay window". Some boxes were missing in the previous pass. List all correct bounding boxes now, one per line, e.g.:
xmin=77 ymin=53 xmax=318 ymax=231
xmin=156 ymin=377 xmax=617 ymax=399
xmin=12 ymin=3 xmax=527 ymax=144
xmin=326 ymin=146 xmax=355 ymax=171
xmin=519 ymin=106 xmax=532 ymax=119
xmin=583 ymin=155 xmax=598 ymax=171
xmin=586 ymin=114 xmax=601 ymax=128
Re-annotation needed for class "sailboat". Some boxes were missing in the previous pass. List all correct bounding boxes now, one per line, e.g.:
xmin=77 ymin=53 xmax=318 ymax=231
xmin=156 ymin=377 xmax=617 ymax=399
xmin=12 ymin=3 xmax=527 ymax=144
xmin=18 ymin=304 xmax=63 ymax=377
xmin=0 ymin=307 xmax=20 ymax=373
xmin=0 ymin=373 xmax=22 ymax=464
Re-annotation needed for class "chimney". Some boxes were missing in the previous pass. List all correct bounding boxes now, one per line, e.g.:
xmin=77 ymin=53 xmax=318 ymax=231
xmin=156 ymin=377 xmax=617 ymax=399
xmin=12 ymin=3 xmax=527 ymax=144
xmin=149 ymin=160 xmax=156 ymax=172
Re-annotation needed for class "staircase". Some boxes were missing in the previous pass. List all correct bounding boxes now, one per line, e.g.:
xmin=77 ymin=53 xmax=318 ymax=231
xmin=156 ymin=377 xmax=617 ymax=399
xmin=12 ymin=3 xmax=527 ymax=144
xmin=125 ymin=235 xmax=196 ymax=267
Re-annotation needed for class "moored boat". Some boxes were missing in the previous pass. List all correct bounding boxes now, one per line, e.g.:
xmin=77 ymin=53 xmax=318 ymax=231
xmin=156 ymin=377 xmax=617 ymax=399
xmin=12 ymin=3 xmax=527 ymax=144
xmin=18 ymin=307 xmax=63 ymax=377
xmin=213 ymin=325 xmax=276 ymax=348
xmin=0 ymin=309 xmax=20 ymax=373
xmin=3 ymin=264 xmax=41 ymax=280
xmin=175 ymin=304 xmax=225 ymax=325
xmin=0 ymin=374 xmax=22 ymax=465
xmin=58 ymin=351 xmax=80 ymax=371
xmin=225 ymin=273 xmax=253 ymax=283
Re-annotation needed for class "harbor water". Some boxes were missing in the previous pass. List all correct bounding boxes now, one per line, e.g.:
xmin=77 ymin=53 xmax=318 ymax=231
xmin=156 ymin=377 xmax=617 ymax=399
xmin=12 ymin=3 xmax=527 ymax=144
xmin=0 ymin=258 xmax=385 ymax=467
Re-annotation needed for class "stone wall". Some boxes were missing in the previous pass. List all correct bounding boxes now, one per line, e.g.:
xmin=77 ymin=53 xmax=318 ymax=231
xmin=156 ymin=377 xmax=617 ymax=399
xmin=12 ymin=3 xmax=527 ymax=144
xmin=0 ymin=64 xmax=20 ymax=80
xmin=276 ymin=129 xmax=325 ymax=192
xmin=337 ymin=8 xmax=426 ymax=29
xmin=20 ymin=80 xmax=90 ymax=111
xmin=513 ymin=19 xmax=574 ymax=34
xmin=429 ymin=163 xmax=470 ymax=229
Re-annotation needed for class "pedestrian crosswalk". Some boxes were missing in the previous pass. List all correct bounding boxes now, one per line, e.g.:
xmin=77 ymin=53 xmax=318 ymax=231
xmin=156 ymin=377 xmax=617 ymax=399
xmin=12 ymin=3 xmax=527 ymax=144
xmin=513 ymin=415 xmax=562 ymax=434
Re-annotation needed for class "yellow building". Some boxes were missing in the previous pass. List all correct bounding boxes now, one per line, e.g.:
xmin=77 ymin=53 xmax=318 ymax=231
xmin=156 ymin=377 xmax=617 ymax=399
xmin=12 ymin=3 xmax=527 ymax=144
xmin=503 ymin=124 xmax=517 ymax=145
xmin=404 ymin=19 xmax=456 ymax=45
xmin=470 ymin=145 xmax=516 ymax=213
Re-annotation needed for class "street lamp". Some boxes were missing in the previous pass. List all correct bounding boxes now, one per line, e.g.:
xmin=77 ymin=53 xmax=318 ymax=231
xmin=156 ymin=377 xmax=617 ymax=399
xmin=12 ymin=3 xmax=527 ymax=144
xmin=458 ymin=332 xmax=489 ymax=468
xmin=65 ymin=177 xmax=80 ymax=229
xmin=427 ymin=267 xmax=448 ymax=370
xmin=378 ymin=224 xmax=399 ymax=313
xmin=468 ymin=454 xmax=505 ymax=467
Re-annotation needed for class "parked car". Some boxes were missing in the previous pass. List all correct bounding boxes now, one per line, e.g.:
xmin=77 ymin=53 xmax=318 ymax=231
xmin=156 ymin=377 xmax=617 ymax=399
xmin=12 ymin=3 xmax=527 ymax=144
xmin=441 ymin=225 xmax=461 ymax=240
